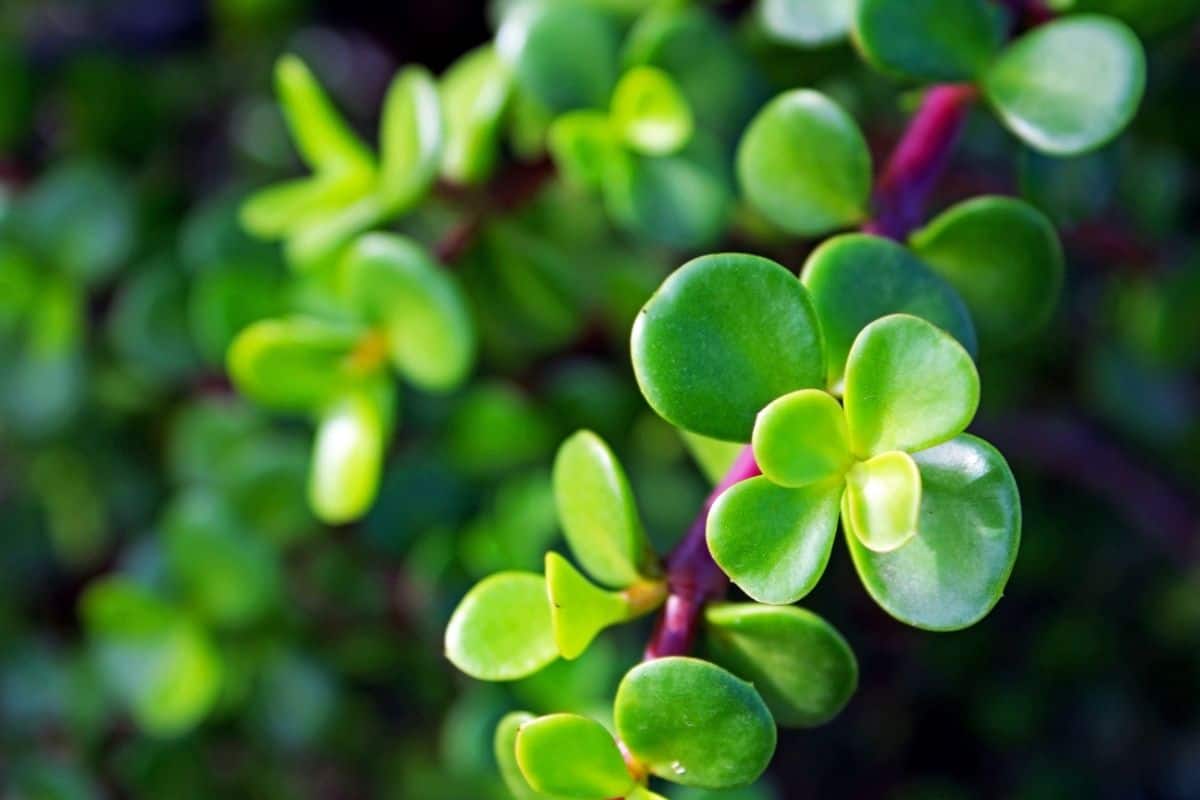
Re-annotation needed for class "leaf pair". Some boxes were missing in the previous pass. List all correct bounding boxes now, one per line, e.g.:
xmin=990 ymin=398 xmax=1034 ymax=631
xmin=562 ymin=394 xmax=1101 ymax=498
xmin=852 ymin=2 xmax=1145 ymax=156
xmin=500 ymin=657 xmax=776 ymax=797
xmin=708 ymin=314 xmax=979 ymax=604
xmin=446 ymin=432 xmax=665 ymax=680
xmin=241 ymin=56 xmax=442 ymax=271
xmin=227 ymin=233 xmax=474 ymax=523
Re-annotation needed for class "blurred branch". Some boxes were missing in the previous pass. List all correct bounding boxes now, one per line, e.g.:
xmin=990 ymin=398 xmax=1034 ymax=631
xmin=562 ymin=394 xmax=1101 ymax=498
xmin=434 ymin=157 xmax=556 ymax=265
xmin=975 ymin=413 xmax=1199 ymax=556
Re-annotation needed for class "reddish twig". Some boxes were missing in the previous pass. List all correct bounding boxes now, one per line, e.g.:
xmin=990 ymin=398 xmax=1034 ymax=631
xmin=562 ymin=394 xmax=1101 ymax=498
xmin=863 ymin=84 xmax=978 ymax=241
xmin=644 ymin=447 xmax=761 ymax=659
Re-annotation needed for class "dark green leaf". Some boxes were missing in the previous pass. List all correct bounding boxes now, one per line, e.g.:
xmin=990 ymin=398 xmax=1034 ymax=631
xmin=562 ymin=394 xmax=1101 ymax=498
xmin=854 ymin=0 xmax=1002 ymax=81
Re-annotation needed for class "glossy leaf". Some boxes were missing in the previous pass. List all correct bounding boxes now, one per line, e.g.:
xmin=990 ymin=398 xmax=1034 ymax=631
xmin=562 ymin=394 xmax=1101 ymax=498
xmin=983 ymin=16 xmax=1146 ymax=156
xmin=854 ymin=0 xmax=1001 ymax=81
xmin=81 ymin=578 xmax=221 ymax=736
xmin=759 ymin=0 xmax=854 ymax=46
xmin=909 ymin=196 xmax=1063 ymax=350
xmin=546 ymin=553 xmax=632 ymax=660
xmin=445 ymin=572 xmax=558 ymax=681
xmin=440 ymin=46 xmax=512 ymax=184
xmin=284 ymin=193 xmax=387 ymax=274
xmin=800 ymin=233 xmax=977 ymax=390
xmin=736 ymin=89 xmax=871 ymax=236
xmin=847 ymin=434 xmax=1021 ymax=630
xmin=547 ymin=111 xmax=626 ymax=191
xmin=752 ymin=389 xmax=851 ymax=487
xmin=843 ymin=450 xmax=921 ymax=552
xmin=516 ymin=714 xmax=635 ymax=798
xmin=552 ymin=430 xmax=656 ymax=587
xmin=708 ymin=476 xmax=841 ymax=604
xmin=274 ymin=54 xmax=374 ymax=176
xmin=610 ymin=66 xmax=693 ymax=156
xmin=705 ymin=603 xmax=857 ymax=727
xmin=308 ymin=381 xmax=394 ymax=524
xmin=843 ymin=314 xmax=980 ymax=457
xmin=497 ymin=1 xmax=619 ymax=113
xmin=240 ymin=171 xmax=372 ymax=239
xmin=378 ymin=66 xmax=443 ymax=213
xmin=615 ymin=657 xmax=776 ymax=788
xmin=343 ymin=233 xmax=475 ymax=391
xmin=495 ymin=712 xmax=558 ymax=800
xmin=631 ymin=253 xmax=825 ymax=442
xmin=226 ymin=317 xmax=362 ymax=413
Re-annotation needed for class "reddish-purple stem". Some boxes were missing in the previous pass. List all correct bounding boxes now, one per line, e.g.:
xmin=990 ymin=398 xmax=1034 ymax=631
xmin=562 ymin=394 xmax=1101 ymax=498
xmin=644 ymin=446 xmax=761 ymax=659
xmin=863 ymin=84 xmax=978 ymax=241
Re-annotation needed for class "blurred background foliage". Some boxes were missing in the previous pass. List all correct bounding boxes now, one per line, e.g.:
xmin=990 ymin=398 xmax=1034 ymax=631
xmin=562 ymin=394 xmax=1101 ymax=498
xmin=1 ymin=0 xmax=1200 ymax=798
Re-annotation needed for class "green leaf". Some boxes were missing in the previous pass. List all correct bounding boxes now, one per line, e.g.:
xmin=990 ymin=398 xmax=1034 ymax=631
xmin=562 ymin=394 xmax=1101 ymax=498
xmin=853 ymin=0 xmax=1001 ymax=81
xmin=240 ymin=171 xmax=373 ymax=239
xmin=308 ymin=380 xmax=394 ymax=524
xmin=847 ymin=434 xmax=1021 ymax=630
xmin=800 ymin=233 xmax=977 ymax=391
xmin=81 ymin=578 xmax=221 ymax=736
xmin=983 ymin=15 xmax=1145 ymax=156
xmin=707 ymin=475 xmax=841 ymax=604
xmin=631 ymin=253 xmax=825 ymax=442
xmin=759 ymin=0 xmax=854 ymax=46
xmin=843 ymin=314 xmax=979 ymax=458
xmin=843 ymin=450 xmax=921 ymax=552
xmin=274 ymin=54 xmax=374 ymax=176
xmin=378 ymin=66 xmax=443 ymax=213
xmin=516 ymin=714 xmax=636 ymax=799
xmin=440 ymin=46 xmax=513 ymax=184
xmin=615 ymin=657 xmax=776 ymax=788
xmin=343 ymin=233 xmax=475 ymax=392
xmin=284 ymin=193 xmax=387 ymax=273
xmin=545 ymin=552 xmax=664 ymax=660
xmin=704 ymin=603 xmax=857 ymax=727
xmin=552 ymin=430 xmax=655 ymax=588
xmin=547 ymin=110 xmax=627 ymax=191
xmin=603 ymin=133 xmax=733 ymax=249
xmin=752 ymin=389 xmax=851 ymax=487
xmin=226 ymin=317 xmax=363 ymax=413
xmin=496 ymin=712 xmax=561 ymax=800
xmin=610 ymin=66 xmax=693 ymax=156
xmin=736 ymin=89 xmax=871 ymax=237
xmin=497 ymin=1 xmax=620 ymax=113
xmin=909 ymin=196 xmax=1063 ymax=350
xmin=445 ymin=572 xmax=558 ymax=681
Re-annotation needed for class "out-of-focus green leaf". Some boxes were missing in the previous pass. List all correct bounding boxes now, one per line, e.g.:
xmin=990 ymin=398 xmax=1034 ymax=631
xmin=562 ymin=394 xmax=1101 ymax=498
xmin=853 ymin=0 xmax=1002 ymax=81
xmin=378 ymin=66 xmax=443 ymax=213
xmin=441 ymin=45 xmax=513 ymax=184
xmin=610 ymin=66 xmax=693 ymax=156
xmin=759 ymin=0 xmax=854 ymax=46
xmin=274 ymin=54 xmax=374 ymax=175
xmin=307 ymin=380 xmax=395 ymax=524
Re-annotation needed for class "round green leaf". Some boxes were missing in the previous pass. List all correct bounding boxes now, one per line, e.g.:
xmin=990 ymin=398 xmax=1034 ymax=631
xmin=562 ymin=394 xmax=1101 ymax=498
xmin=736 ymin=89 xmax=871 ymax=237
xmin=274 ymin=54 xmax=374 ymax=176
xmin=843 ymin=314 xmax=980 ymax=457
xmin=853 ymin=0 xmax=1002 ymax=81
xmin=445 ymin=572 xmax=558 ymax=681
xmin=547 ymin=110 xmax=627 ymax=191
xmin=610 ymin=66 xmax=693 ymax=156
xmin=81 ymin=578 xmax=221 ymax=736
xmin=759 ymin=0 xmax=854 ymax=46
xmin=909 ymin=196 xmax=1063 ymax=350
xmin=379 ymin=66 xmax=443 ymax=213
xmin=497 ymin=1 xmax=620 ymax=113
xmin=343 ymin=233 xmax=475 ymax=392
xmin=545 ymin=552 xmax=634 ymax=660
xmin=552 ymin=430 xmax=655 ymax=588
xmin=752 ymin=389 xmax=851 ymax=487
xmin=800 ymin=233 xmax=977 ymax=391
xmin=308 ymin=381 xmax=394 ymax=524
xmin=631 ymin=253 xmax=825 ymax=442
xmin=440 ymin=45 xmax=513 ymax=185
xmin=603 ymin=134 xmax=733 ymax=249
xmin=708 ymin=476 xmax=842 ymax=604
xmin=847 ymin=434 xmax=1021 ymax=630
xmin=704 ymin=603 xmax=857 ymax=727
xmin=226 ymin=317 xmax=362 ymax=413
xmin=983 ymin=16 xmax=1146 ymax=156
xmin=516 ymin=714 xmax=635 ymax=799
xmin=496 ymin=712 xmax=562 ymax=800
xmin=615 ymin=657 xmax=776 ymax=788
xmin=843 ymin=450 xmax=921 ymax=552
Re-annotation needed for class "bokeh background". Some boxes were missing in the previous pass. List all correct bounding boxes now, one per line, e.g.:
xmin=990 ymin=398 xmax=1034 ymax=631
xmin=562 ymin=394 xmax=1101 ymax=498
xmin=3 ymin=1 xmax=1200 ymax=798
